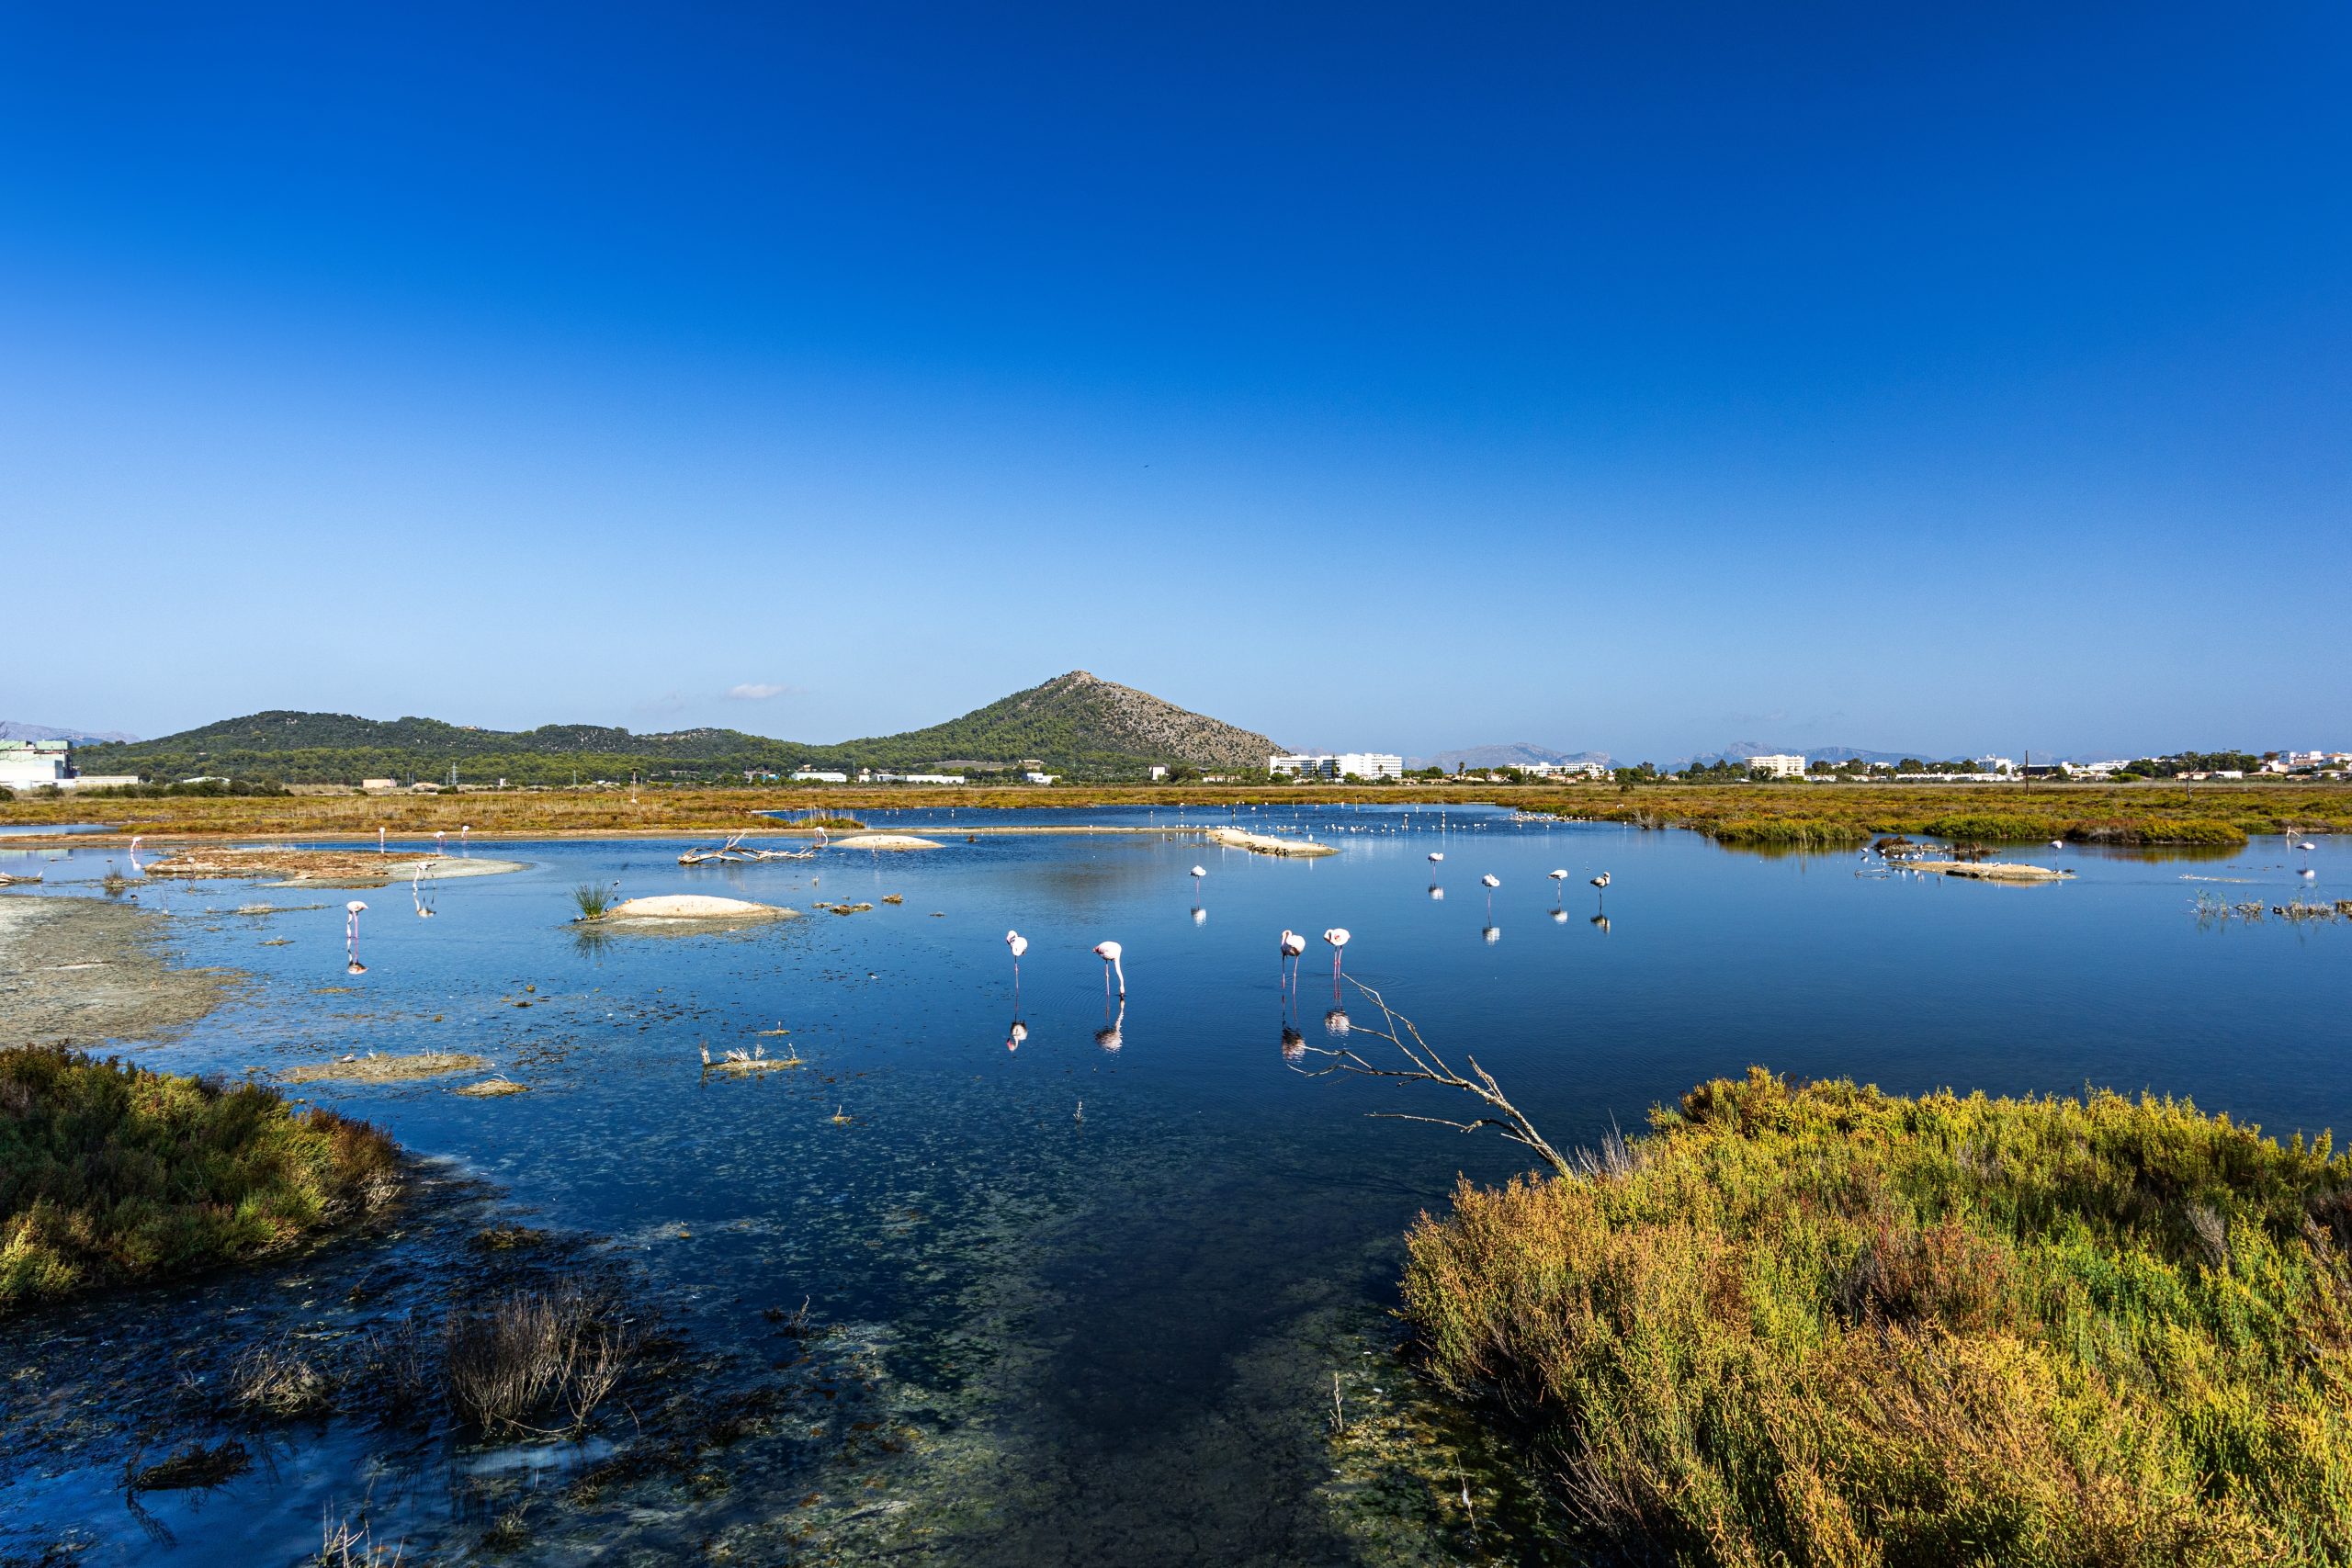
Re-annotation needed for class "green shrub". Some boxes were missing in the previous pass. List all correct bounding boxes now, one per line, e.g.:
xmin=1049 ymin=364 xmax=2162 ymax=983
xmin=1404 ymin=1070 xmax=2352 ymax=1565
xmin=0 ymin=1046 xmax=401 ymax=1311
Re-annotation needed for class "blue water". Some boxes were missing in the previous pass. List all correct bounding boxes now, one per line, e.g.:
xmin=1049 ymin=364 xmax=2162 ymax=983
xmin=3 ymin=810 xmax=2346 ymax=1563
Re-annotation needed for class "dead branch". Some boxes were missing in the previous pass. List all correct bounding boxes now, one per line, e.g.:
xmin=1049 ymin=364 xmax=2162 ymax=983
xmin=1289 ymin=978 xmax=1575 ymax=1179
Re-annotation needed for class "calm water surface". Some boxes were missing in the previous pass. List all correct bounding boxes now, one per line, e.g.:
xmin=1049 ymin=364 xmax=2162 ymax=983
xmin=2 ymin=807 xmax=2346 ymax=1564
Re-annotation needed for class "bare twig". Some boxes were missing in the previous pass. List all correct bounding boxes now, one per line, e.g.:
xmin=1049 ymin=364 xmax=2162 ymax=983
xmin=1289 ymin=978 xmax=1575 ymax=1179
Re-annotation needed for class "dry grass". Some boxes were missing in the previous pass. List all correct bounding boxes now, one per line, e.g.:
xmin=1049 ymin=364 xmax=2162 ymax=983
xmin=1405 ymin=1069 xmax=2352 ymax=1565
xmin=125 ymin=1438 xmax=251 ymax=1493
xmin=445 ymin=1278 xmax=637 ymax=1438
xmin=225 ymin=1341 xmax=336 ymax=1418
xmin=283 ymin=1052 xmax=490 ymax=1084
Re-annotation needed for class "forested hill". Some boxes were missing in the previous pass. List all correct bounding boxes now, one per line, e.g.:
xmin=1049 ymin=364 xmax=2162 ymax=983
xmin=71 ymin=672 xmax=1286 ymax=785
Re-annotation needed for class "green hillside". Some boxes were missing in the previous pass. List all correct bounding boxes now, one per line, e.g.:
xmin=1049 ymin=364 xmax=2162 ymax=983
xmin=70 ymin=672 xmax=1283 ymax=786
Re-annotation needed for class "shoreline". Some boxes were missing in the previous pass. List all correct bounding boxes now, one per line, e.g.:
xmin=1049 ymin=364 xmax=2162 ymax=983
xmin=0 ymin=895 xmax=238 ymax=1047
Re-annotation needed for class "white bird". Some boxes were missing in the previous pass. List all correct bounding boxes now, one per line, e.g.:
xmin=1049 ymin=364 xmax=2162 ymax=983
xmin=1004 ymin=930 xmax=1027 ymax=990
xmin=377 ymin=826 xmax=386 ymax=853
xmin=1590 ymin=872 xmax=1611 ymax=889
xmin=2051 ymin=840 xmax=2064 ymax=849
xmin=344 ymin=899 xmax=369 ymax=974
xmin=1323 ymin=927 xmax=1351 ymax=982
xmin=1191 ymin=864 xmax=1207 ymax=902
xmin=2300 ymin=841 xmax=2318 ymax=852
xmin=1547 ymin=868 xmax=1568 ymax=904
xmin=1480 ymin=874 xmax=1500 ymax=921
xmin=1428 ymin=852 xmax=1444 ymax=866
xmin=1093 ymin=940 xmax=1125 ymax=998
xmin=434 ymin=829 xmax=447 ymax=857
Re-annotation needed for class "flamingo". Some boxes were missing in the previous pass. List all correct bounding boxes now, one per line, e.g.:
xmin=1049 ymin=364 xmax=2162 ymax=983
xmin=1279 ymin=929 xmax=1306 ymax=989
xmin=1590 ymin=871 xmax=1610 ymax=909
xmin=344 ymin=899 xmax=368 ymax=974
xmin=1006 ymin=1020 xmax=1027 ymax=1054
xmin=1547 ymin=868 xmax=1567 ymax=905
xmin=412 ymin=863 xmax=435 ymax=919
xmin=1427 ymin=851 xmax=1445 ymax=868
xmin=377 ymin=826 xmax=386 ymax=854
xmin=1190 ymin=864 xmax=1207 ymax=903
xmin=1093 ymin=940 xmax=1125 ymax=998
xmin=434 ymin=829 xmax=447 ymax=859
xmin=1004 ymin=930 xmax=1027 ymax=993
xmin=460 ymin=824 xmax=471 ymax=853
xmin=1323 ymin=927 xmax=1351 ymax=985
xmin=1480 ymin=874 xmax=1500 ymax=921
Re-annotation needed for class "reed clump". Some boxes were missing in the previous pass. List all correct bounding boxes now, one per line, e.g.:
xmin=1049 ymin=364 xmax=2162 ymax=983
xmin=572 ymin=882 xmax=616 ymax=920
xmin=0 ymin=1046 xmax=401 ymax=1312
xmin=444 ymin=1278 xmax=638 ymax=1438
xmin=1402 ymin=1069 xmax=2352 ymax=1566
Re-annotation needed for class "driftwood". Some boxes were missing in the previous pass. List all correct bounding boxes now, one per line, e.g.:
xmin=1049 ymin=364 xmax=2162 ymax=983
xmin=1291 ymin=978 xmax=1573 ymax=1179
xmin=678 ymin=832 xmax=818 ymax=865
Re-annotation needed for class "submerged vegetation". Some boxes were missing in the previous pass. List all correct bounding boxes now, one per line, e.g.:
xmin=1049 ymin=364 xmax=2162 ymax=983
xmin=0 ymin=1045 xmax=401 ymax=1310
xmin=1403 ymin=1069 xmax=2352 ymax=1565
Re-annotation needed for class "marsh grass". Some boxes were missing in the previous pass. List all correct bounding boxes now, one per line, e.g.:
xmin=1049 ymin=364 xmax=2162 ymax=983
xmin=225 ymin=1340 xmax=337 ymax=1418
xmin=571 ymin=882 xmax=616 ymax=919
xmin=1 ymin=1046 xmax=401 ymax=1311
xmin=445 ymin=1278 xmax=638 ymax=1438
xmin=1404 ymin=1069 xmax=2352 ymax=1565
xmin=125 ymin=1438 xmax=251 ymax=1493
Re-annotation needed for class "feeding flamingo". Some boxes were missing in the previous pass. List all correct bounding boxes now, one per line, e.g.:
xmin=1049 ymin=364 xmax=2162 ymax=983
xmin=1093 ymin=940 xmax=1125 ymax=998
xmin=1279 ymin=929 xmax=1306 ymax=989
xmin=344 ymin=899 xmax=368 ymax=974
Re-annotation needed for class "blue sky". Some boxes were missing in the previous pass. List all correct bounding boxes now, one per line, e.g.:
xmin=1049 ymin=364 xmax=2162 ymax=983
xmin=4 ymin=4 xmax=2346 ymax=761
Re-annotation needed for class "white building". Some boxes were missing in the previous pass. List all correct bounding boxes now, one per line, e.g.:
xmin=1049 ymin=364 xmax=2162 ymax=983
xmin=1147 ymin=765 xmax=1169 ymax=781
xmin=1269 ymin=751 xmax=1405 ymax=780
xmin=1745 ymin=753 xmax=1807 ymax=779
xmin=791 ymin=768 xmax=849 ymax=784
xmin=1024 ymin=772 xmax=1058 ymax=784
xmin=863 ymin=771 xmax=967 ymax=784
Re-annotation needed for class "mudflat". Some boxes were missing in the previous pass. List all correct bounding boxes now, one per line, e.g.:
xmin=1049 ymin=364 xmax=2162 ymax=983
xmin=0 ymin=895 xmax=236 ymax=1046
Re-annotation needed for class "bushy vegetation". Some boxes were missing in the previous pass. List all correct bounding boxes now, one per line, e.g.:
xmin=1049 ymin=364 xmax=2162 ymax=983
xmin=0 ymin=1046 xmax=401 ymax=1310
xmin=1403 ymin=1070 xmax=2352 ymax=1565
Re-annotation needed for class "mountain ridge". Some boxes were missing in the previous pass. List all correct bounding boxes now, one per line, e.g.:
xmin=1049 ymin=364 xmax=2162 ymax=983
xmin=67 ymin=672 xmax=1284 ymax=784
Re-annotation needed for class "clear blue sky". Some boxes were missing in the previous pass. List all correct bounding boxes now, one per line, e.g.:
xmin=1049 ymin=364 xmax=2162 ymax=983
xmin=4 ymin=4 xmax=2346 ymax=761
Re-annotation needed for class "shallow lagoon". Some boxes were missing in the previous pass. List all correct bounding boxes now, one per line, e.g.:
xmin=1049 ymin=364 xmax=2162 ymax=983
xmin=3 ymin=807 xmax=2346 ymax=1563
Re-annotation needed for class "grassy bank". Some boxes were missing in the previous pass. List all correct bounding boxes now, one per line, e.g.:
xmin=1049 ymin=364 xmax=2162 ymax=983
xmin=1 ymin=1046 xmax=401 ymax=1311
xmin=1 ymin=780 xmax=2344 ymax=844
xmin=1403 ymin=1070 xmax=2352 ymax=1565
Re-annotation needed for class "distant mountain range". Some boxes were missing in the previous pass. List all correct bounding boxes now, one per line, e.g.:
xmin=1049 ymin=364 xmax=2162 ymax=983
xmin=0 ymin=720 xmax=140 ymax=744
xmin=1408 ymin=742 xmax=1612 ymax=773
xmin=69 ymin=671 xmax=1286 ymax=785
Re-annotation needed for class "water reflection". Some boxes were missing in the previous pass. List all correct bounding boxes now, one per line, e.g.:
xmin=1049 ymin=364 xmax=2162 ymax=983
xmin=1095 ymin=999 xmax=1125 ymax=1052
xmin=1280 ymin=1023 xmax=1305 ymax=1062
xmin=1006 ymin=1018 xmax=1028 ymax=1053
xmin=1591 ymin=913 xmax=1611 ymax=934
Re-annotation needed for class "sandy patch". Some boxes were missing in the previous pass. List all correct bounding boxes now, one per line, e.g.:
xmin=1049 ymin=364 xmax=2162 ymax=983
xmin=1205 ymin=827 xmax=1340 ymax=858
xmin=0 ymin=895 xmax=237 ymax=1046
xmin=1905 ymin=861 xmax=2072 ymax=882
xmin=603 ymin=895 xmax=798 ymax=921
xmin=283 ymin=1051 xmax=490 ymax=1084
xmin=828 ymin=833 xmax=943 ymax=851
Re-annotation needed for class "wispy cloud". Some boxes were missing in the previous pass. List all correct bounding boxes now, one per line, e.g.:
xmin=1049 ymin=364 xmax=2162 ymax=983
xmin=727 ymin=682 xmax=797 ymax=701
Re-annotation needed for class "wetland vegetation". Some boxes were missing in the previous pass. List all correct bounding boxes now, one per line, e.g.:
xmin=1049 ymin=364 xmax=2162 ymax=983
xmin=1405 ymin=1069 xmax=2352 ymax=1565
xmin=0 ymin=1045 xmax=401 ymax=1310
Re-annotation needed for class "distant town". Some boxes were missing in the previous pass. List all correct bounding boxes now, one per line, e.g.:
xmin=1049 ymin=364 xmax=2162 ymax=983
xmin=6 ymin=733 xmax=2346 ymax=797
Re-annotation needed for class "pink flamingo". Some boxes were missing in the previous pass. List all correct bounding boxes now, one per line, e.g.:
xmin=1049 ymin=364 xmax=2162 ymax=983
xmin=1279 ymin=929 xmax=1306 ymax=990
xmin=1093 ymin=940 xmax=1125 ymax=998
xmin=377 ymin=826 xmax=386 ymax=854
xmin=344 ymin=899 xmax=369 ymax=974
xmin=434 ymin=829 xmax=447 ymax=858
xmin=1006 ymin=1020 xmax=1028 ymax=1054
xmin=1322 ymin=927 xmax=1351 ymax=986
xmin=460 ymin=824 xmax=470 ymax=853
xmin=1005 ymin=930 xmax=1027 ymax=994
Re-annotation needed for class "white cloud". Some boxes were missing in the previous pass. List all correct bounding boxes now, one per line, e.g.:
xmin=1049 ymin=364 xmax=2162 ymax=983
xmin=727 ymin=682 xmax=794 ymax=701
